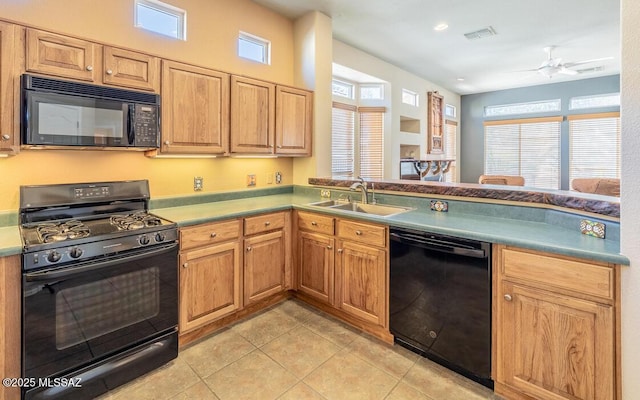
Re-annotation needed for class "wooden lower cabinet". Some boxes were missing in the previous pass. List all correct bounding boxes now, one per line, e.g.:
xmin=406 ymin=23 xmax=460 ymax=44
xmin=494 ymin=244 xmax=619 ymax=400
xmin=297 ymin=231 xmax=334 ymax=304
xmin=244 ymin=230 xmax=285 ymax=305
xmin=179 ymin=241 xmax=241 ymax=333
xmin=294 ymin=211 xmax=389 ymax=333
xmin=178 ymin=220 xmax=242 ymax=334
xmin=335 ymin=239 xmax=386 ymax=326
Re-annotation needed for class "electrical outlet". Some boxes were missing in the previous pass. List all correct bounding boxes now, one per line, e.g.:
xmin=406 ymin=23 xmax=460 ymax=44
xmin=247 ymin=174 xmax=256 ymax=187
xmin=275 ymin=171 xmax=282 ymax=184
xmin=194 ymin=176 xmax=203 ymax=191
xmin=320 ymin=189 xmax=331 ymax=198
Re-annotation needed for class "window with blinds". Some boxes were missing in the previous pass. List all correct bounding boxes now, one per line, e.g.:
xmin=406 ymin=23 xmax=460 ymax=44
xmin=444 ymin=120 xmax=457 ymax=182
xmin=484 ymin=117 xmax=561 ymax=189
xmin=359 ymin=108 xmax=385 ymax=179
xmin=331 ymin=103 xmax=356 ymax=177
xmin=569 ymin=112 xmax=620 ymax=181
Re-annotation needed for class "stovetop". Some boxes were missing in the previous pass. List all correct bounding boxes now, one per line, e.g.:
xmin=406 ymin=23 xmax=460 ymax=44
xmin=19 ymin=181 xmax=178 ymax=271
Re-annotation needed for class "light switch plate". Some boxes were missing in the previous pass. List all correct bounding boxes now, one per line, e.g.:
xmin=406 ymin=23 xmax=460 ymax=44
xmin=247 ymin=174 xmax=256 ymax=187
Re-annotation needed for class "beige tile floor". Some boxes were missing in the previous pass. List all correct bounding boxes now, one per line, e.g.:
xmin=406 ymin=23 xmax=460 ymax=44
xmin=100 ymin=300 xmax=503 ymax=400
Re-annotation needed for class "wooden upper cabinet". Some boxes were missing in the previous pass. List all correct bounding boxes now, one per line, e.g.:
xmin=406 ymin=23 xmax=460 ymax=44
xmin=26 ymin=28 xmax=159 ymax=92
xmin=0 ymin=22 xmax=21 ymax=154
xmin=103 ymin=46 xmax=159 ymax=92
xmin=230 ymin=75 xmax=275 ymax=154
xmin=275 ymin=85 xmax=313 ymax=156
xmin=160 ymin=60 xmax=230 ymax=154
xmin=26 ymin=28 xmax=97 ymax=82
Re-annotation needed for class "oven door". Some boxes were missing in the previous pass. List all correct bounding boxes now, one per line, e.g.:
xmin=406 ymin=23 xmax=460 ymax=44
xmin=22 ymin=242 xmax=178 ymax=380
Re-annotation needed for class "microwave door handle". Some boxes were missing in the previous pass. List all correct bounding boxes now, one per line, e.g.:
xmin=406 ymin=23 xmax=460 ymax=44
xmin=127 ymin=104 xmax=135 ymax=145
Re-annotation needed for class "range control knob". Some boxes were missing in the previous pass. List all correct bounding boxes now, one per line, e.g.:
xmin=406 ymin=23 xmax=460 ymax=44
xmin=139 ymin=235 xmax=150 ymax=245
xmin=155 ymin=232 xmax=166 ymax=242
xmin=69 ymin=247 xmax=83 ymax=259
xmin=47 ymin=251 xmax=62 ymax=263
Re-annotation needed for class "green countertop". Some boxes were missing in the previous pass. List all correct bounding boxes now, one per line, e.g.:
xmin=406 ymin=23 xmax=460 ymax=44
xmin=0 ymin=192 xmax=628 ymax=265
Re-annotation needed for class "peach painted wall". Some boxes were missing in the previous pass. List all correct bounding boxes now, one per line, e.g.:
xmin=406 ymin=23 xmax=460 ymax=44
xmin=0 ymin=0 xmax=297 ymax=211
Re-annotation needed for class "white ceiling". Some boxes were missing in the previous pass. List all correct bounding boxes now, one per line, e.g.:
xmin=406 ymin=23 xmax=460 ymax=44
xmin=251 ymin=0 xmax=620 ymax=95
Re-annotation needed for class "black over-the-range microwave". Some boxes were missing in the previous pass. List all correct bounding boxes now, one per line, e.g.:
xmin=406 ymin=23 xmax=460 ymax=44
xmin=21 ymin=74 xmax=160 ymax=149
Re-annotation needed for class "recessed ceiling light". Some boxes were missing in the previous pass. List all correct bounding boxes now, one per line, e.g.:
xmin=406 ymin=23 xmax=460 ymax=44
xmin=457 ymin=77 xmax=465 ymax=82
xmin=434 ymin=23 xmax=449 ymax=31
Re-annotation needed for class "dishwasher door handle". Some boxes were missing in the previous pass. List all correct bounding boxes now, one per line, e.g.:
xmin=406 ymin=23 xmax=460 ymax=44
xmin=390 ymin=232 xmax=487 ymax=258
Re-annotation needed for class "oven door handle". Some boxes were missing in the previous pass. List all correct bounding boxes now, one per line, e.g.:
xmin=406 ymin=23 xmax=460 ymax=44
xmin=25 ymin=242 xmax=178 ymax=282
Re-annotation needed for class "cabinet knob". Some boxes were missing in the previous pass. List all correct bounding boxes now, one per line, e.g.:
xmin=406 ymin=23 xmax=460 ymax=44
xmin=106 ymin=69 xmax=113 ymax=75
xmin=164 ymin=141 xmax=170 ymax=145
xmin=327 ymin=245 xmax=333 ymax=250
xmin=86 ymin=65 xmax=93 ymax=71
xmin=182 ymin=263 xmax=188 ymax=268
xmin=1 ymin=134 xmax=9 ymax=141
xmin=264 ymin=221 xmax=271 ymax=226
xmin=277 ymin=145 xmax=282 ymax=148
xmin=210 ymin=232 xmax=217 ymax=238
xmin=355 ymin=230 xmax=362 ymax=236
xmin=504 ymin=294 xmax=513 ymax=302
xmin=246 ymin=246 xmax=252 ymax=252
xmin=311 ymin=221 xmax=318 ymax=226
xmin=337 ymin=249 xmax=343 ymax=253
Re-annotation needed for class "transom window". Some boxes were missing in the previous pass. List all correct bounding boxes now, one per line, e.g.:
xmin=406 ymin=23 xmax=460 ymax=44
xmin=484 ymin=99 xmax=561 ymax=117
xmin=402 ymin=89 xmax=419 ymax=106
xmin=360 ymin=84 xmax=384 ymax=100
xmin=569 ymin=93 xmax=620 ymax=110
xmin=238 ymin=32 xmax=271 ymax=64
xmin=332 ymin=79 xmax=355 ymax=99
xmin=134 ymin=0 xmax=186 ymax=40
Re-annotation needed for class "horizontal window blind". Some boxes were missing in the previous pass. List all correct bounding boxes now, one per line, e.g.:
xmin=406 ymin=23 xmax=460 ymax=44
xmin=569 ymin=112 xmax=620 ymax=181
xmin=359 ymin=108 xmax=385 ymax=179
xmin=444 ymin=120 xmax=457 ymax=182
xmin=331 ymin=103 xmax=356 ymax=177
xmin=484 ymin=117 xmax=561 ymax=189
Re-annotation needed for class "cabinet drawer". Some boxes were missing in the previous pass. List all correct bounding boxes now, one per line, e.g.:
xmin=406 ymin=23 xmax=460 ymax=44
xmin=244 ymin=212 xmax=286 ymax=236
xmin=501 ymin=248 xmax=614 ymax=300
xmin=180 ymin=219 xmax=240 ymax=250
xmin=337 ymin=220 xmax=386 ymax=248
xmin=297 ymin=211 xmax=334 ymax=235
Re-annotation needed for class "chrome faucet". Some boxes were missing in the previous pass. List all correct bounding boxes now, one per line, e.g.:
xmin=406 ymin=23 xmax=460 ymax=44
xmin=349 ymin=177 xmax=369 ymax=204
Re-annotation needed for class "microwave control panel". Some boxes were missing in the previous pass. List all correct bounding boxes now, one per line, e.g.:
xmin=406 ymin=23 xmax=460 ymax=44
xmin=133 ymin=104 xmax=159 ymax=147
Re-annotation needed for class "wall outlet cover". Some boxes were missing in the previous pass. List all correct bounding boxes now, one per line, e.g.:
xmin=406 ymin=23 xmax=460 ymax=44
xmin=320 ymin=189 xmax=331 ymax=198
xmin=580 ymin=219 xmax=606 ymax=239
xmin=247 ymin=174 xmax=256 ymax=187
xmin=194 ymin=177 xmax=203 ymax=191
xmin=430 ymin=200 xmax=448 ymax=212
xmin=275 ymin=171 xmax=282 ymax=184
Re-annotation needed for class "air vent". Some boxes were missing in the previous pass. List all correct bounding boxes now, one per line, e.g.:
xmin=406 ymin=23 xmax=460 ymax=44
xmin=464 ymin=26 xmax=497 ymax=40
xmin=576 ymin=66 xmax=605 ymax=74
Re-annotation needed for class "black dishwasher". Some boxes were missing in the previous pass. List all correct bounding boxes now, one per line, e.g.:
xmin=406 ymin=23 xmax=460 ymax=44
xmin=389 ymin=227 xmax=492 ymax=388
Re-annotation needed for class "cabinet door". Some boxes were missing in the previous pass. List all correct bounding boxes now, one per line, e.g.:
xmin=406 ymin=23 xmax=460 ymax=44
xmin=0 ymin=255 xmax=21 ymax=400
xmin=103 ymin=46 xmax=159 ymax=92
xmin=497 ymin=281 xmax=615 ymax=400
xmin=179 ymin=241 xmax=241 ymax=333
xmin=275 ymin=86 xmax=312 ymax=156
xmin=335 ymin=240 xmax=386 ymax=326
xmin=230 ymin=76 xmax=275 ymax=153
xmin=244 ymin=230 xmax=285 ymax=304
xmin=298 ymin=231 xmax=334 ymax=304
xmin=0 ymin=22 xmax=19 ymax=154
xmin=26 ymin=28 xmax=97 ymax=82
xmin=161 ymin=61 xmax=230 ymax=154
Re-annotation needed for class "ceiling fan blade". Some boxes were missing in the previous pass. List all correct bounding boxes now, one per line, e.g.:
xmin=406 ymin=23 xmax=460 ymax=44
xmin=563 ymin=57 xmax=614 ymax=68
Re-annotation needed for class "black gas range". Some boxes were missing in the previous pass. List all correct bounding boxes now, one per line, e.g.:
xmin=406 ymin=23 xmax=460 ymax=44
xmin=19 ymin=180 xmax=179 ymax=400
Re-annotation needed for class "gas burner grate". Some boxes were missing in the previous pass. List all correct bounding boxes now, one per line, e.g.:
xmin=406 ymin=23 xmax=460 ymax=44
xmin=36 ymin=220 xmax=91 ymax=243
xmin=110 ymin=211 xmax=162 ymax=231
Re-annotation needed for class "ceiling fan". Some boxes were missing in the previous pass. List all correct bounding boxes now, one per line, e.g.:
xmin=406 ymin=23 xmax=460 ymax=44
xmin=528 ymin=46 xmax=613 ymax=78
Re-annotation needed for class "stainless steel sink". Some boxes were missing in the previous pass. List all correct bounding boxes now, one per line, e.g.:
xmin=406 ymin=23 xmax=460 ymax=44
xmin=307 ymin=201 xmax=413 ymax=217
